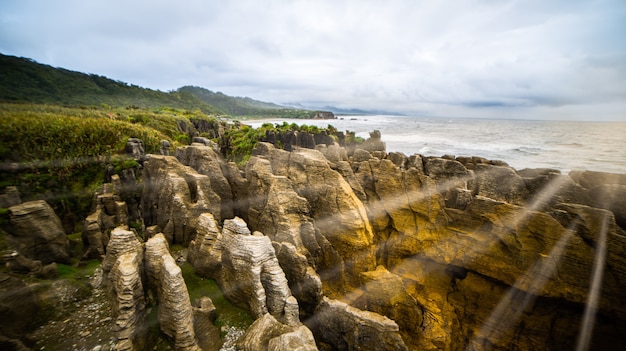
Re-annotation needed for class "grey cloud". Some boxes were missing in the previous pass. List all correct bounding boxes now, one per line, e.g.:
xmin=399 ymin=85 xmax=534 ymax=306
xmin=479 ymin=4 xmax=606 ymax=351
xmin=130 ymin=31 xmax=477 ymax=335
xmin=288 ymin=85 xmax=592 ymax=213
xmin=0 ymin=0 xmax=625 ymax=120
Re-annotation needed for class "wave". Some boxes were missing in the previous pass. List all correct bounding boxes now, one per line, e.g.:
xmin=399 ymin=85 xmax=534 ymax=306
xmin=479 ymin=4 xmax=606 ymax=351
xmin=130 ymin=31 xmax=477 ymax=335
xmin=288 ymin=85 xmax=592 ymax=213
xmin=251 ymin=115 xmax=626 ymax=173
xmin=512 ymin=146 xmax=543 ymax=155
xmin=556 ymin=142 xmax=584 ymax=147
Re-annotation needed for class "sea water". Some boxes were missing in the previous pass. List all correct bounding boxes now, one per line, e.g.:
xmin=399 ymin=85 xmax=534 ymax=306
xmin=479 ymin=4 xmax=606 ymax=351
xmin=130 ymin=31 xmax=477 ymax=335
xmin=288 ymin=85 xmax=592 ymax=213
xmin=247 ymin=116 xmax=626 ymax=174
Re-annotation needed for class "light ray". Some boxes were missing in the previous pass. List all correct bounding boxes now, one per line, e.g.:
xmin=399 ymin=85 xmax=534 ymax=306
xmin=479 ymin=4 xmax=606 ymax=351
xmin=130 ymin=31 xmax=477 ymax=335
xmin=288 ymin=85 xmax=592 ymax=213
xmin=466 ymin=220 xmax=578 ymax=350
xmin=575 ymin=212 xmax=610 ymax=351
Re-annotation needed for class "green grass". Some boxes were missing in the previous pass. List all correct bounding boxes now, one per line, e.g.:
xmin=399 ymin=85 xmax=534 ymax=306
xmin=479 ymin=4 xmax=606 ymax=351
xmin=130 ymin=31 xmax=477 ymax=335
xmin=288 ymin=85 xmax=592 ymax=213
xmin=180 ymin=262 xmax=254 ymax=331
xmin=56 ymin=260 xmax=101 ymax=280
xmin=0 ymin=103 xmax=171 ymax=162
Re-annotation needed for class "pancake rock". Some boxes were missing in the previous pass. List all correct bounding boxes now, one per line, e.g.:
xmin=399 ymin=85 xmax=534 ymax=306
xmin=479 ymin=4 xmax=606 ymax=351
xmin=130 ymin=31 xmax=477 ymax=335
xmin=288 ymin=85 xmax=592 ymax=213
xmin=220 ymin=217 xmax=295 ymax=323
xmin=145 ymin=234 xmax=200 ymax=351
xmin=108 ymin=251 xmax=147 ymax=351
xmin=102 ymin=227 xmax=147 ymax=351
xmin=0 ymin=186 xmax=20 ymax=208
xmin=243 ymin=156 xmax=324 ymax=311
xmin=187 ymin=213 xmax=223 ymax=279
xmin=193 ymin=297 xmax=222 ymax=351
xmin=176 ymin=143 xmax=235 ymax=219
xmin=141 ymin=155 xmax=222 ymax=245
xmin=360 ymin=266 xmax=423 ymax=348
xmin=306 ymin=297 xmax=408 ymax=351
xmin=237 ymin=313 xmax=317 ymax=351
xmin=253 ymin=143 xmax=376 ymax=296
xmin=7 ymin=200 xmax=70 ymax=264
xmin=350 ymin=155 xmax=448 ymax=268
xmin=82 ymin=182 xmax=129 ymax=259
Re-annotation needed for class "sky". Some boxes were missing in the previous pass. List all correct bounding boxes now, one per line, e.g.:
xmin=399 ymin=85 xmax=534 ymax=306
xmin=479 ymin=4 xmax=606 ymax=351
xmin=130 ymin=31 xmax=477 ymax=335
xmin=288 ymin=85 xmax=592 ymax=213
xmin=1 ymin=0 xmax=625 ymax=121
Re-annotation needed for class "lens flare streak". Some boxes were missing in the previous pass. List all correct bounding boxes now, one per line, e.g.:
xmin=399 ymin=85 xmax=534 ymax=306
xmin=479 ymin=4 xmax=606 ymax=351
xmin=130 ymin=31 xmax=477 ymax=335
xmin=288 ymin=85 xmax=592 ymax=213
xmin=575 ymin=213 xmax=610 ymax=351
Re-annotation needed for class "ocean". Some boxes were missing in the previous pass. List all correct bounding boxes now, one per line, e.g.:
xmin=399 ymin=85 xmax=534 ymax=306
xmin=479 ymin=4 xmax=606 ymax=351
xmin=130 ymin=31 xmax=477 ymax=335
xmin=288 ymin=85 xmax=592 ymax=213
xmin=247 ymin=116 xmax=626 ymax=174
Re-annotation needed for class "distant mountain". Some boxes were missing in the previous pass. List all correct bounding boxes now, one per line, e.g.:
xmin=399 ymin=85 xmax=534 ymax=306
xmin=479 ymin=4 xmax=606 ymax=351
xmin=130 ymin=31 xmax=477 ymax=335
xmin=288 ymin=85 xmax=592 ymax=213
xmin=178 ymin=86 xmax=285 ymax=113
xmin=320 ymin=105 xmax=405 ymax=116
xmin=0 ymin=53 xmax=223 ymax=114
xmin=0 ymin=53 xmax=334 ymax=119
xmin=178 ymin=86 xmax=334 ymax=118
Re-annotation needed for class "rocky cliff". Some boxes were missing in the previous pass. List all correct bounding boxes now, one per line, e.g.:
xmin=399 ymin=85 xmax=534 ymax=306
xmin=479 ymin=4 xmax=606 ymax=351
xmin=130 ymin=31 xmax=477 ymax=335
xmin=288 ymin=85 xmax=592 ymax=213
xmin=2 ymin=133 xmax=625 ymax=351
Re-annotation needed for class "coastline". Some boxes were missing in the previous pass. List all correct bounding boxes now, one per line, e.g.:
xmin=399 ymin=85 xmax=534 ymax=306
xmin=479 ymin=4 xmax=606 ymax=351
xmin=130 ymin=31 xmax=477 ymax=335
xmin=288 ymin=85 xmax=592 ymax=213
xmin=244 ymin=116 xmax=626 ymax=174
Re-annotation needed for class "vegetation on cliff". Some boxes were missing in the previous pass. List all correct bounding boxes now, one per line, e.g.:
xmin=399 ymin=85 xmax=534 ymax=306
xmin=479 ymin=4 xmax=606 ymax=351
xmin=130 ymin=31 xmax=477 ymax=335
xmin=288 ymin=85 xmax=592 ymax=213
xmin=0 ymin=54 xmax=224 ymax=114
xmin=0 ymin=53 xmax=334 ymax=119
xmin=0 ymin=103 xmax=223 ymax=230
xmin=179 ymin=85 xmax=335 ymax=119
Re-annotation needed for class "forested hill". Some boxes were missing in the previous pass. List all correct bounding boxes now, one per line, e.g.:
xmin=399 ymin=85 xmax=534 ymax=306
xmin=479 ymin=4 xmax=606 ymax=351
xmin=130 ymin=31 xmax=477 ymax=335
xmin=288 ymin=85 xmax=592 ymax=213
xmin=178 ymin=85 xmax=285 ymax=113
xmin=0 ymin=53 xmax=223 ymax=114
xmin=0 ymin=53 xmax=334 ymax=118
xmin=179 ymin=85 xmax=334 ymax=118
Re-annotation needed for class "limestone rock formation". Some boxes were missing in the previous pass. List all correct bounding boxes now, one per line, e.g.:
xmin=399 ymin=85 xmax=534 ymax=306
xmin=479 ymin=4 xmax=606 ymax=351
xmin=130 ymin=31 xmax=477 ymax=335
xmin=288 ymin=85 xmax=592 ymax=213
xmin=306 ymin=297 xmax=408 ymax=351
xmin=82 ymin=212 xmax=107 ymax=260
xmin=569 ymin=170 xmax=626 ymax=228
xmin=220 ymin=217 xmax=294 ymax=322
xmin=221 ymin=161 xmax=251 ymax=219
xmin=422 ymin=157 xmax=470 ymax=208
xmin=82 ymin=183 xmax=129 ymax=260
xmin=94 ymin=131 xmax=626 ymax=351
xmin=141 ymin=155 xmax=222 ymax=245
xmin=177 ymin=143 xmax=235 ymax=219
xmin=187 ymin=213 xmax=223 ymax=279
xmin=254 ymin=143 xmax=376 ymax=295
xmin=351 ymin=156 xmax=447 ymax=268
xmin=145 ymin=234 xmax=200 ymax=351
xmin=125 ymin=137 xmax=146 ymax=161
xmin=4 ymin=251 xmax=58 ymax=278
xmin=7 ymin=200 xmax=70 ymax=264
xmin=193 ymin=297 xmax=222 ymax=351
xmin=316 ymin=143 xmax=348 ymax=167
xmin=0 ymin=273 xmax=40 ymax=343
xmin=245 ymin=156 xmax=311 ymax=248
xmin=274 ymin=242 xmax=323 ymax=313
xmin=108 ymin=251 xmax=147 ymax=351
xmin=360 ymin=266 xmax=423 ymax=348
xmin=359 ymin=130 xmax=386 ymax=153
xmin=102 ymin=227 xmax=146 ymax=351
xmin=237 ymin=313 xmax=318 ymax=351
xmin=103 ymin=228 xmax=211 ymax=350
xmin=160 ymin=139 xmax=171 ymax=155
xmin=242 ymin=155 xmax=326 ymax=312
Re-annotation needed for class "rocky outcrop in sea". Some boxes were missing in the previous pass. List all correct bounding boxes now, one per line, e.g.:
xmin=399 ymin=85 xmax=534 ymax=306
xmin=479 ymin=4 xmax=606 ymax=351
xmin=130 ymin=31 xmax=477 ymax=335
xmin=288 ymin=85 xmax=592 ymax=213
xmin=2 ymin=129 xmax=625 ymax=350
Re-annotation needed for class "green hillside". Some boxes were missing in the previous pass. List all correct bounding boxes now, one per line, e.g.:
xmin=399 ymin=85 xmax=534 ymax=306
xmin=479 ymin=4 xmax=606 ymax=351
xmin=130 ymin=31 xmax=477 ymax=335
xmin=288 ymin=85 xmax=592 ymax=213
xmin=179 ymin=85 xmax=334 ymax=119
xmin=179 ymin=85 xmax=284 ymax=113
xmin=0 ymin=53 xmax=334 ymax=119
xmin=0 ymin=53 xmax=224 ymax=114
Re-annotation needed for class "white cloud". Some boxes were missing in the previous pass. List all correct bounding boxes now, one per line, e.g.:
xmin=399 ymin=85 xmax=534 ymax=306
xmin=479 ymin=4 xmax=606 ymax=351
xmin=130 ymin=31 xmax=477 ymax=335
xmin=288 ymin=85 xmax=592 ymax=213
xmin=1 ymin=0 xmax=625 ymax=120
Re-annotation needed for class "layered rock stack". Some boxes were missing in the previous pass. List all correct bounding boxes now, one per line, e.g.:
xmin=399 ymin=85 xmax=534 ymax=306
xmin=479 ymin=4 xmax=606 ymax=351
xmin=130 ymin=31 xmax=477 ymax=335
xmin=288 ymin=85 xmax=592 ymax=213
xmin=102 ymin=227 xmax=147 ymax=351
xmin=103 ymin=228 xmax=201 ymax=351
xmin=6 ymin=200 xmax=70 ymax=264
xmin=141 ymin=155 xmax=222 ymax=245
xmin=145 ymin=234 xmax=200 ymax=351
xmin=83 ymin=181 xmax=130 ymax=260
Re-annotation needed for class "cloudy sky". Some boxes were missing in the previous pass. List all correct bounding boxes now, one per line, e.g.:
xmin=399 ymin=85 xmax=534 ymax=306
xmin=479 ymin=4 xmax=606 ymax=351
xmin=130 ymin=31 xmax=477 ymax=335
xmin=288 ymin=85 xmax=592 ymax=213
xmin=1 ymin=0 xmax=625 ymax=120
